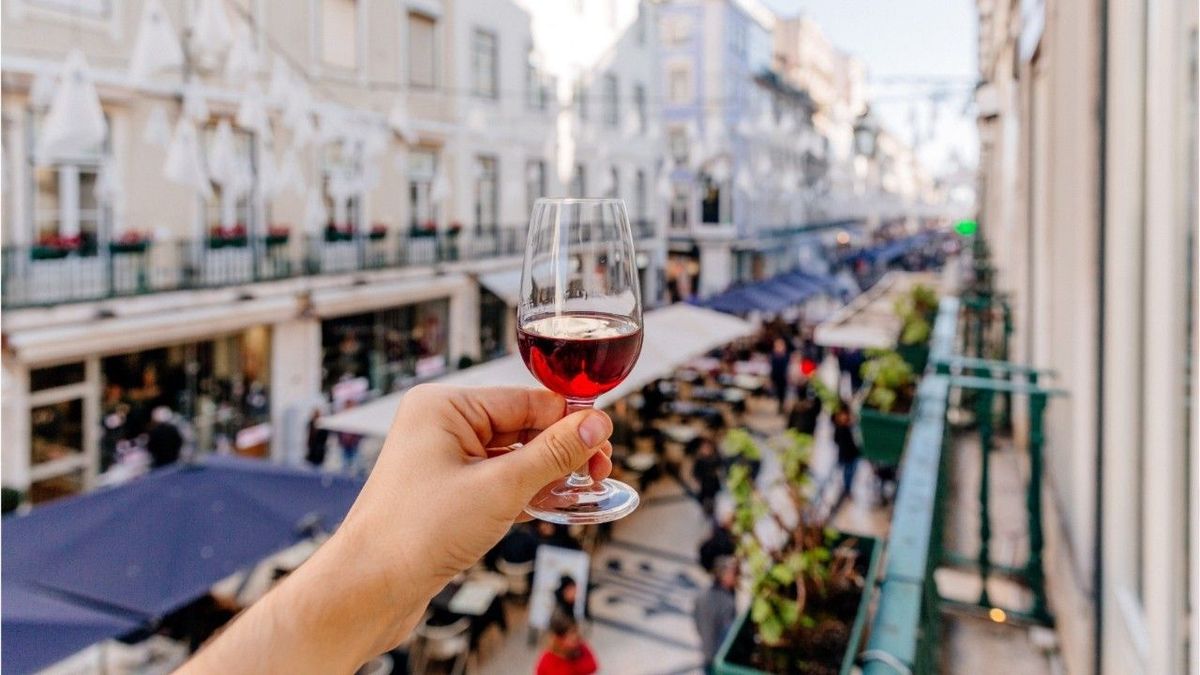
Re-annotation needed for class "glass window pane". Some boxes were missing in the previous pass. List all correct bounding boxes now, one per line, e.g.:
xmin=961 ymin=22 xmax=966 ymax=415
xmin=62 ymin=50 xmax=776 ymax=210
xmin=604 ymin=74 xmax=619 ymax=126
xmin=30 ymin=362 xmax=86 ymax=391
xmin=31 ymin=399 xmax=84 ymax=466
xmin=473 ymin=30 xmax=498 ymax=98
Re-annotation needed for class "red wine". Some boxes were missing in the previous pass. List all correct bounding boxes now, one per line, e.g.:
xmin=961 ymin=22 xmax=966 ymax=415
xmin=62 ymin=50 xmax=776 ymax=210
xmin=518 ymin=312 xmax=643 ymax=400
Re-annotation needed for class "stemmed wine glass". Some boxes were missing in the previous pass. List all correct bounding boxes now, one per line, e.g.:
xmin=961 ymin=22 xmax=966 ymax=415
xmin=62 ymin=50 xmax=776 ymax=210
xmin=517 ymin=198 xmax=644 ymax=524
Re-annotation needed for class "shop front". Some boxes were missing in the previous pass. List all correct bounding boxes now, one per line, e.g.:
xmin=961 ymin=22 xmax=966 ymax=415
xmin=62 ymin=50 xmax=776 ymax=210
xmin=320 ymin=298 xmax=450 ymax=402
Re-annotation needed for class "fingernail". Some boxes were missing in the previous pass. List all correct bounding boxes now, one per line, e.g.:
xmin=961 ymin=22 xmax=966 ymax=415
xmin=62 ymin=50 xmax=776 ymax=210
xmin=578 ymin=414 xmax=609 ymax=447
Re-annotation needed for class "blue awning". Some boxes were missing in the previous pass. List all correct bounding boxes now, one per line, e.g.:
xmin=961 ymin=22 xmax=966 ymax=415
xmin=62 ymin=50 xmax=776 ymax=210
xmin=2 ymin=582 xmax=142 ymax=675
xmin=702 ymin=269 xmax=841 ymax=315
xmin=2 ymin=457 xmax=363 ymax=672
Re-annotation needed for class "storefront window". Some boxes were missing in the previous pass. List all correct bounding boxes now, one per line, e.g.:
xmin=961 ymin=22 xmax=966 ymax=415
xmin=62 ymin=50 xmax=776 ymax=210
xmin=31 ymin=399 xmax=83 ymax=467
xmin=321 ymin=298 xmax=450 ymax=396
xmin=480 ymin=289 xmax=510 ymax=361
xmin=30 ymin=362 xmax=85 ymax=391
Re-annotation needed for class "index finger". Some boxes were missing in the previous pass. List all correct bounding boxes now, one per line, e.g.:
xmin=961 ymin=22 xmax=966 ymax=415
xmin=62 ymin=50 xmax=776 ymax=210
xmin=441 ymin=386 xmax=567 ymax=446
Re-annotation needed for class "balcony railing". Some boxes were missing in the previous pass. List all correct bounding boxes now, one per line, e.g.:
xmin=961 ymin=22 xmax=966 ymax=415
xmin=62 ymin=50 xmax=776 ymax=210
xmin=1 ymin=220 xmax=658 ymax=309
xmin=863 ymin=288 xmax=1066 ymax=674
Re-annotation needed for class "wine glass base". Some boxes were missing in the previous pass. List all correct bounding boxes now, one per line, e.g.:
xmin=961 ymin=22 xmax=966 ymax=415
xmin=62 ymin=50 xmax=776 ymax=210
xmin=523 ymin=477 xmax=640 ymax=525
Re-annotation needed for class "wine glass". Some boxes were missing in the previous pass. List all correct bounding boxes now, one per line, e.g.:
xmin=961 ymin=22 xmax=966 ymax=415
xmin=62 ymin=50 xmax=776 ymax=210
xmin=517 ymin=198 xmax=643 ymax=524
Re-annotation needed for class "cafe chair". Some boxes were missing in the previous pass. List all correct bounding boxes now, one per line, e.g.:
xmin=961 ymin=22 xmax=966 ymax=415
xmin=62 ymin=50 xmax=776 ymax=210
xmin=496 ymin=558 xmax=534 ymax=598
xmin=410 ymin=615 xmax=470 ymax=675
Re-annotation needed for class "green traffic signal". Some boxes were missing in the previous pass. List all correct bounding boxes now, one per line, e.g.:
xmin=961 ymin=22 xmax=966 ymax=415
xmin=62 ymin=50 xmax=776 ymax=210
xmin=955 ymin=219 xmax=978 ymax=236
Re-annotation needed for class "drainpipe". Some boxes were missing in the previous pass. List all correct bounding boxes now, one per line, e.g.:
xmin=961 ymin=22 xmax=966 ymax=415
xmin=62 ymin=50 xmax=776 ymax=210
xmin=1094 ymin=0 xmax=1109 ymax=671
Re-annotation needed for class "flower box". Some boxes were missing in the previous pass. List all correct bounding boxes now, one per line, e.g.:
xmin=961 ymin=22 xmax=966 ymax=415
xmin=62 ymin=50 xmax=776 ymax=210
xmin=109 ymin=241 xmax=150 ymax=254
xmin=368 ymin=228 xmax=388 ymax=241
xmin=858 ymin=406 xmax=911 ymax=465
xmin=31 ymin=246 xmax=71 ymax=260
xmin=714 ymin=534 xmax=882 ymax=675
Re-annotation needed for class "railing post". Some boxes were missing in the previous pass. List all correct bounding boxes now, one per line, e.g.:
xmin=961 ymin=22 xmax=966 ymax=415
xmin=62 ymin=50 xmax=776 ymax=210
xmin=1025 ymin=387 xmax=1052 ymax=624
xmin=975 ymin=386 xmax=994 ymax=608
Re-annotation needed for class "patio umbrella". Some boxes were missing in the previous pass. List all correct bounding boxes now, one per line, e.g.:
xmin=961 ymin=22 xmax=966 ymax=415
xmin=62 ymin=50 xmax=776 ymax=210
xmin=2 ymin=457 xmax=363 ymax=622
xmin=2 ymin=582 xmax=142 ymax=675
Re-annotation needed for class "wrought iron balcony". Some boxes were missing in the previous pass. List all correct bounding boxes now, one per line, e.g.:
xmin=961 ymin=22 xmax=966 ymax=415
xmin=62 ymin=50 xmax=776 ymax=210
xmin=1 ymin=220 xmax=659 ymax=309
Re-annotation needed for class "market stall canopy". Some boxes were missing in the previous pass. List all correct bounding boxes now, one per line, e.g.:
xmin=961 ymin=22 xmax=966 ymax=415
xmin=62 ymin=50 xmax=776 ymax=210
xmin=2 ymin=582 xmax=143 ymax=675
xmin=477 ymin=268 xmax=523 ymax=306
xmin=699 ymin=269 xmax=842 ymax=316
xmin=813 ymin=271 xmax=944 ymax=350
xmin=1 ymin=456 xmax=363 ymax=669
xmin=317 ymin=303 xmax=757 ymax=437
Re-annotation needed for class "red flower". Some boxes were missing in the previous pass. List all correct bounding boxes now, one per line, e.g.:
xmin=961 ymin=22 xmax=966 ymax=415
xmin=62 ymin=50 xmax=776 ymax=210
xmin=370 ymin=223 xmax=388 ymax=235
xmin=267 ymin=224 xmax=291 ymax=238
xmin=448 ymin=221 xmax=463 ymax=233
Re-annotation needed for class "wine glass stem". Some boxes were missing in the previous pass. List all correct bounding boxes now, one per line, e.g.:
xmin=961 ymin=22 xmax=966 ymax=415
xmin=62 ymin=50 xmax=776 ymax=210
xmin=565 ymin=398 xmax=596 ymax=488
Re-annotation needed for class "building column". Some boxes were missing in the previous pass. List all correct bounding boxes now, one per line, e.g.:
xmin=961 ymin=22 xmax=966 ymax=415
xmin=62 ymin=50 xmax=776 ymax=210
xmin=696 ymin=239 xmax=733 ymax=297
xmin=1 ymin=358 xmax=31 ymax=492
xmin=269 ymin=318 xmax=323 ymax=465
xmin=450 ymin=281 xmax=481 ymax=366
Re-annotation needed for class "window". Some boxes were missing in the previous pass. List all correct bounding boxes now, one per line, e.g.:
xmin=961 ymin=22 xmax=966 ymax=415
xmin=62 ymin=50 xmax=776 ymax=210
xmin=660 ymin=15 xmax=692 ymax=47
xmin=408 ymin=12 xmax=437 ymax=88
xmin=474 ymin=155 xmax=498 ymax=228
xmin=668 ymin=126 xmax=689 ymax=163
xmin=203 ymin=124 xmax=257 ymax=234
xmin=320 ymin=0 xmax=358 ymax=70
xmin=472 ymin=29 xmax=498 ymax=99
xmin=634 ymin=169 xmax=647 ymax=221
xmin=570 ymin=164 xmax=587 ymax=198
xmin=574 ymin=80 xmax=589 ymax=121
xmin=667 ymin=63 xmax=691 ymax=104
xmin=322 ymin=141 xmax=362 ymax=231
xmin=670 ymin=184 xmax=688 ymax=227
xmin=30 ymin=112 xmax=108 ymax=252
xmin=602 ymin=74 xmax=619 ymax=127
xmin=526 ymin=46 xmax=548 ymax=110
xmin=409 ymin=150 xmax=437 ymax=228
xmin=607 ymin=166 xmax=619 ymax=198
xmin=633 ymin=83 xmax=647 ymax=133
xmin=526 ymin=160 xmax=546 ymax=214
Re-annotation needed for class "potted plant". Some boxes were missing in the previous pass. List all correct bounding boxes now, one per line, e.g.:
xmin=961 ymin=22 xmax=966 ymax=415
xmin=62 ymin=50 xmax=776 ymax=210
xmin=715 ymin=429 xmax=882 ymax=674
xmin=447 ymin=221 xmax=463 ymax=238
xmin=368 ymin=223 xmax=388 ymax=241
xmin=209 ymin=224 xmax=248 ymax=248
xmin=32 ymin=232 xmax=82 ymax=259
xmin=893 ymin=285 xmax=937 ymax=373
xmin=265 ymin=224 xmax=291 ymax=247
xmin=324 ymin=223 xmax=353 ymax=242
xmin=410 ymin=220 xmax=438 ymax=238
xmin=857 ymin=350 xmax=917 ymax=465
xmin=109 ymin=230 xmax=152 ymax=254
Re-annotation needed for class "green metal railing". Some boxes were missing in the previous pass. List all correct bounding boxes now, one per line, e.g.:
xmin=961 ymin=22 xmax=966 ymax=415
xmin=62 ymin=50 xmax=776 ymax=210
xmin=863 ymin=289 xmax=1066 ymax=674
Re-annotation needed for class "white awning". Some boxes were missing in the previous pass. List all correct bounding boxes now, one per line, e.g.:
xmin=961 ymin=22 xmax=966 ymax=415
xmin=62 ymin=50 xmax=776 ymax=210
xmin=317 ymin=303 xmax=756 ymax=437
xmin=477 ymin=269 xmax=523 ymax=306
xmin=813 ymin=271 xmax=943 ymax=350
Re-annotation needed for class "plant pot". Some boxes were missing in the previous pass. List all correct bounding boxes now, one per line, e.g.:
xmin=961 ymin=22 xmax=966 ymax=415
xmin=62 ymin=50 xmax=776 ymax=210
xmin=368 ymin=231 xmax=387 ymax=241
xmin=265 ymin=235 xmax=290 ymax=247
xmin=858 ymin=406 xmax=912 ymax=465
xmin=714 ymin=534 xmax=882 ymax=675
xmin=31 ymin=246 xmax=71 ymax=260
xmin=409 ymin=227 xmax=437 ymax=239
xmin=896 ymin=342 xmax=929 ymax=374
xmin=110 ymin=241 xmax=149 ymax=254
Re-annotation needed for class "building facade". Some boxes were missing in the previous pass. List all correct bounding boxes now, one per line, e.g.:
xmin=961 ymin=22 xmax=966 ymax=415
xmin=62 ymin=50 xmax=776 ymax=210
xmin=0 ymin=0 xmax=666 ymax=503
xmin=975 ymin=0 xmax=1197 ymax=673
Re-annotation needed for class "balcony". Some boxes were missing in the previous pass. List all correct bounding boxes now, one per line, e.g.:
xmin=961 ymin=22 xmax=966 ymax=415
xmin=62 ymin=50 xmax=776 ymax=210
xmin=1 ymin=220 xmax=659 ymax=309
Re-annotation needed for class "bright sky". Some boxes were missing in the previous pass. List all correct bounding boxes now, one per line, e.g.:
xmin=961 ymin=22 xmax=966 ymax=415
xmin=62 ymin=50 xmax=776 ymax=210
xmin=761 ymin=0 xmax=979 ymax=174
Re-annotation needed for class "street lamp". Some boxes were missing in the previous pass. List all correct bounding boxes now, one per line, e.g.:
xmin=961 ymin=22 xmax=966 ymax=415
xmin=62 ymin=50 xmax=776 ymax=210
xmin=854 ymin=112 xmax=878 ymax=158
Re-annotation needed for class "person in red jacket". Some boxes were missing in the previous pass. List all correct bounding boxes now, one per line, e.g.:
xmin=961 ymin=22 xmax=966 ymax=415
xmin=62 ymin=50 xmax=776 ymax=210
xmin=536 ymin=612 xmax=597 ymax=675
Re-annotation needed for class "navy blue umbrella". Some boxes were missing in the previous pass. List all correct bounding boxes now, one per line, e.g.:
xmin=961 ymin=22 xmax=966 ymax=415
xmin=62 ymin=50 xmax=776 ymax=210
xmin=3 ymin=457 xmax=363 ymax=671
xmin=2 ymin=582 xmax=142 ymax=675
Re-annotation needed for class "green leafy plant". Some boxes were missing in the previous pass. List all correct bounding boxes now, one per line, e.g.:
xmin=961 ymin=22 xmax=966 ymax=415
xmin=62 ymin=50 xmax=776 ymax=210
xmin=808 ymin=377 xmax=842 ymax=414
xmin=894 ymin=284 xmax=938 ymax=345
xmin=861 ymin=350 xmax=916 ymax=413
xmin=725 ymin=430 xmax=862 ymax=650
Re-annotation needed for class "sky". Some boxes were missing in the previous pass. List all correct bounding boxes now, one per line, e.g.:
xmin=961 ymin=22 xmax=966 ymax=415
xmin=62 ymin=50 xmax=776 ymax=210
xmin=761 ymin=0 xmax=979 ymax=174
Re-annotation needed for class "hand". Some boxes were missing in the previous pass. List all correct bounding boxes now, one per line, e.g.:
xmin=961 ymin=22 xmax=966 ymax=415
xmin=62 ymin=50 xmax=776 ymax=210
xmin=180 ymin=385 xmax=613 ymax=674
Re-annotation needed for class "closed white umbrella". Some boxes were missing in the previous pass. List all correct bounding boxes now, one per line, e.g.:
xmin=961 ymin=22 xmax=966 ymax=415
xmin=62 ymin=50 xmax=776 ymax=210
xmin=235 ymin=84 xmax=268 ymax=135
xmin=190 ymin=0 xmax=234 ymax=68
xmin=224 ymin=24 xmax=261 ymax=82
xmin=183 ymin=83 xmax=209 ymax=122
xmin=129 ymin=0 xmax=183 ymax=84
xmin=29 ymin=70 xmax=56 ymax=109
xmin=142 ymin=103 xmax=172 ymax=148
xmin=164 ymin=118 xmax=212 ymax=198
xmin=388 ymin=97 xmax=419 ymax=145
xmin=37 ymin=50 xmax=107 ymax=161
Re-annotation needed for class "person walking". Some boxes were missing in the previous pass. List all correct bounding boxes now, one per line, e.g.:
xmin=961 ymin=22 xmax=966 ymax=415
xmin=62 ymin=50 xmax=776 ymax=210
xmin=832 ymin=404 xmax=861 ymax=511
xmin=536 ymin=612 xmax=598 ymax=675
xmin=769 ymin=338 xmax=791 ymax=410
xmin=690 ymin=438 xmax=723 ymax=515
xmin=146 ymin=406 xmax=184 ymax=469
xmin=693 ymin=556 xmax=738 ymax=674
xmin=305 ymin=408 xmax=330 ymax=469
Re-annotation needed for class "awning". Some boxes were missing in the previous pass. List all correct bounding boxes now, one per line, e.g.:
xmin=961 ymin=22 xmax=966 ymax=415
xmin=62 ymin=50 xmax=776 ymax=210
xmin=318 ymin=303 xmax=756 ymax=437
xmin=2 ymin=456 xmax=363 ymax=663
xmin=477 ymin=269 xmax=523 ymax=306
xmin=813 ymin=270 xmax=943 ymax=349
xmin=2 ymin=582 xmax=142 ymax=675
xmin=701 ymin=269 xmax=841 ymax=316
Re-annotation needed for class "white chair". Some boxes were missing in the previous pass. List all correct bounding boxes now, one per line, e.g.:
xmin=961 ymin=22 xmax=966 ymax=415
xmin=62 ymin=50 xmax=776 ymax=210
xmin=411 ymin=616 xmax=470 ymax=675
xmin=496 ymin=558 xmax=534 ymax=598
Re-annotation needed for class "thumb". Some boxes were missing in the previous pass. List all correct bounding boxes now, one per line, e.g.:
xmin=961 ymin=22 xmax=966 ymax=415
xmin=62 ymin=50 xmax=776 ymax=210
xmin=493 ymin=409 xmax=612 ymax=495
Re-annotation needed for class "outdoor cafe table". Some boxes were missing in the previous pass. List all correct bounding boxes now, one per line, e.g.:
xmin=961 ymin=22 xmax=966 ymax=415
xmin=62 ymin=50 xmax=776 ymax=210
xmin=659 ymin=423 xmax=702 ymax=445
xmin=429 ymin=578 xmax=506 ymax=648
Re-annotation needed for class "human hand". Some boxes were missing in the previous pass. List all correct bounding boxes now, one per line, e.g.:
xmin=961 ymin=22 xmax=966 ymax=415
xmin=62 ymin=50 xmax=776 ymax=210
xmin=182 ymin=385 xmax=613 ymax=675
